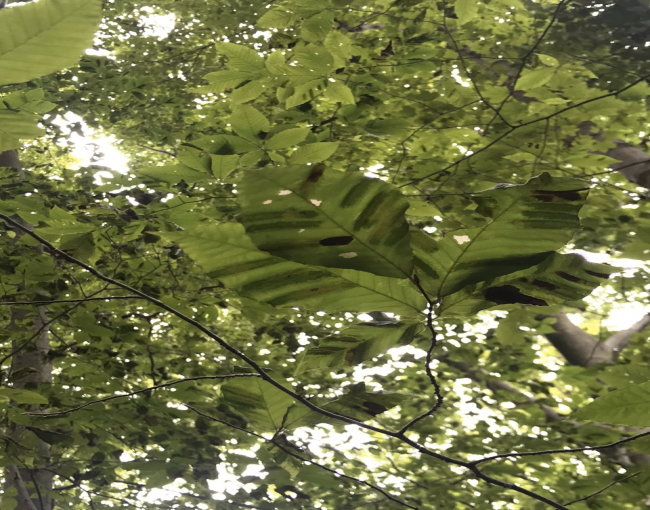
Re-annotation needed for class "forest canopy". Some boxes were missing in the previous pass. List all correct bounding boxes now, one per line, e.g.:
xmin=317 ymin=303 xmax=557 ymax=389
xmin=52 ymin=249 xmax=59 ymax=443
xmin=1 ymin=0 xmax=650 ymax=509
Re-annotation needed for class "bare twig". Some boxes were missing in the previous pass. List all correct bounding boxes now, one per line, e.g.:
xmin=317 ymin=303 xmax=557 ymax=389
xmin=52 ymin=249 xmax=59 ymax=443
xmin=30 ymin=374 xmax=261 ymax=417
xmin=564 ymin=472 xmax=639 ymax=506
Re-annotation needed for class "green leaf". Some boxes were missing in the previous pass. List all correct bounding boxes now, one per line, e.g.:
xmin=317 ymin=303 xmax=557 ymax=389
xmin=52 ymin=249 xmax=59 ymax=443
xmin=364 ymin=118 xmax=412 ymax=138
xmin=0 ymin=387 xmax=48 ymax=404
xmin=517 ymin=67 xmax=556 ymax=90
xmin=0 ymin=111 xmax=44 ymax=150
xmin=215 ymin=42 xmax=264 ymax=73
xmin=164 ymin=223 xmax=425 ymax=314
xmin=440 ymin=253 xmax=614 ymax=316
xmin=573 ymin=381 xmax=650 ymax=427
xmin=230 ymin=80 xmax=265 ymax=104
xmin=325 ymin=81 xmax=355 ymax=105
xmin=238 ymin=167 xmax=414 ymax=278
xmin=0 ymin=0 xmax=102 ymax=86
xmin=201 ymin=70 xmax=255 ymax=94
xmin=597 ymin=364 xmax=650 ymax=387
xmin=455 ymin=0 xmax=479 ymax=26
xmin=295 ymin=323 xmax=419 ymax=374
xmin=288 ymin=142 xmax=339 ymax=164
xmin=413 ymin=173 xmax=590 ymax=297
xmin=222 ymin=377 xmax=294 ymax=431
xmin=301 ymin=11 xmax=335 ymax=43
xmin=210 ymin=154 xmax=239 ymax=179
xmin=265 ymin=128 xmax=311 ymax=150
xmin=257 ymin=8 xmax=298 ymax=29
xmin=137 ymin=164 xmax=209 ymax=184
xmin=230 ymin=105 xmax=269 ymax=141
xmin=37 ymin=220 xmax=95 ymax=236
xmin=283 ymin=383 xmax=411 ymax=429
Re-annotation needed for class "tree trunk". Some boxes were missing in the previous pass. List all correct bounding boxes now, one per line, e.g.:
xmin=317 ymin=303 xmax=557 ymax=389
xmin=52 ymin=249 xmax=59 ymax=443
xmin=1 ymin=148 xmax=53 ymax=510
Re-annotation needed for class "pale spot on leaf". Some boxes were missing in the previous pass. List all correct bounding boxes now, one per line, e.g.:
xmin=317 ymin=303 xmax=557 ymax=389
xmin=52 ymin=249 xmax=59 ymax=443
xmin=263 ymin=200 xmax=273 ymax=205
xmin=454 ymin=235 xmax=471 ymax=245
xmin=278 ymin=190 xmax=292 ymax=195
xmin=310 ymin=199 xmax=322 ymax=207
xmin=339 ymin=252 xmax=358 ymax=259
xmin=299 ymin=229 xmax=305 ymax=233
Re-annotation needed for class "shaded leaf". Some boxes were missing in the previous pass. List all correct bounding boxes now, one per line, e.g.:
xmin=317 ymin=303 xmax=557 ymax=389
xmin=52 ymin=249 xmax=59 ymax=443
xmin=295 ymin=322 xmax=419 ymax=374
xmin=222 ymin=377 xmax=294 ymax=431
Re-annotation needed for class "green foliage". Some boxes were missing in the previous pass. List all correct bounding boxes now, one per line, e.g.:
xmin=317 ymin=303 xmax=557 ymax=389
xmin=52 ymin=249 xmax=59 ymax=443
xmin=2 ymin=0 xmax=650 ymax=508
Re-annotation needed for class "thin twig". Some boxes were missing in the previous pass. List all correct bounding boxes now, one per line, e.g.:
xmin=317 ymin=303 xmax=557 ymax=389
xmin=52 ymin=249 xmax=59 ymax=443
xmin=29 ymin=374 xmax=260 ymax=417
xmin=564 ymin=472 xmax=639 ymax=506
xmin=0 ymin=296 xmax=143 ymax=306
xmin=470 ymin=430 xmax=650 ymax=466
xmin=397 ymin=278 xmax=443 ymax=435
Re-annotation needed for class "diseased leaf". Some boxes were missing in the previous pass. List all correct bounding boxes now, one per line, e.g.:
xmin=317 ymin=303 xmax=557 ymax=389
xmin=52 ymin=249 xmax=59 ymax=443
xmin=238 ymin=166 xmax=414 ymax=278
xmin=164 ymin=223 xmax=425 ymax=314
xmin=440 ymin=253 xmax=614 ymax=316
xmin=414 ymin=173 xmax=590 ymax=298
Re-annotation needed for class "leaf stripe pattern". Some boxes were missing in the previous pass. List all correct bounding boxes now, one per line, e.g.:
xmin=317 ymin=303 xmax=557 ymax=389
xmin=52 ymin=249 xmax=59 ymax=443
xmin=239 ymin=167 xmax=414 ymax=278
xmin=441 ymin=253 xmax=614 ymax=316
xmin=413 ymin=173 xmax=590 ymax=298
xmin=165 ymin=223 xmax=425 ymax=315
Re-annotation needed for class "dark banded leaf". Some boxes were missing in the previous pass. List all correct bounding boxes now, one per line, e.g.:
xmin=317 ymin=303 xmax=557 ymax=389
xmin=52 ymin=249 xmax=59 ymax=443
xmin=165 ymin=223 xmax=425 ymax=315
xmin=238 ymin=167 xmax=413 ymax=278
xmin=441 ymin=253 xmax=613 ymax=316
xmin=414 ymin=173 xmax=590 ymax=298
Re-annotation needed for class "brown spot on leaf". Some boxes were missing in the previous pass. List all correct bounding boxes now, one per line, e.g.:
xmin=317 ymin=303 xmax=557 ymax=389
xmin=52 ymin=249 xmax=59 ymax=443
xmin=484 ymin=285 xmax=548 ymax=306
xmin=585 ymin=270 xmax=610 ymax=279
xmin=363 ymin=401 xmax=387 ymax=416
xmin=556 ymin=271 xmax=581 ymax=283
xmin=533 ymin=188 xmax=587 ymax=202
xmin=320 ymin=236 xmax=354 ymax=246
xmin=306 ymin=164 xmax=325 ymax=183
xmin=531 ymin=279 xmax=558 ymax=290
